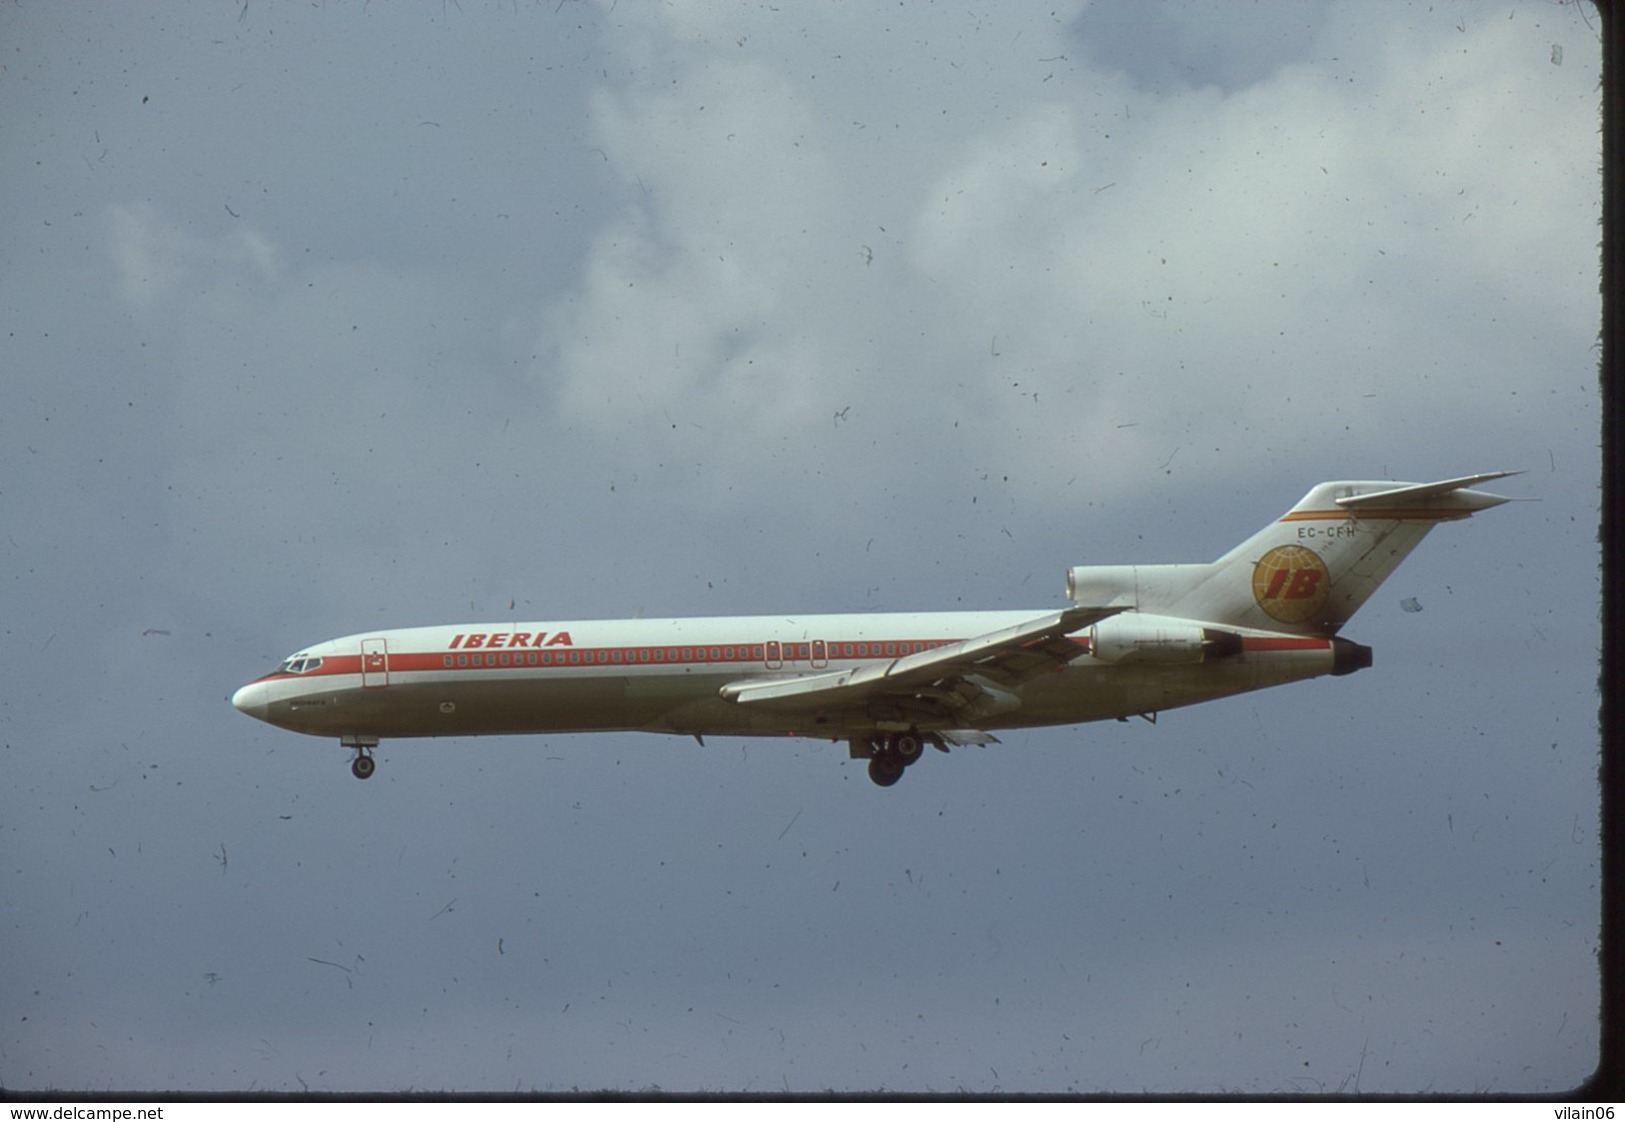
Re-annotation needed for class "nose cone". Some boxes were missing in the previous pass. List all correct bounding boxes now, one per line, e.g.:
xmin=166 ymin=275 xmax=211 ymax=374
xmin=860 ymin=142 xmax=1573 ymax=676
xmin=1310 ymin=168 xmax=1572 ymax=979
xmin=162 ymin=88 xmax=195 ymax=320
xmin=231 ymin=680 xmax=269 ymax=721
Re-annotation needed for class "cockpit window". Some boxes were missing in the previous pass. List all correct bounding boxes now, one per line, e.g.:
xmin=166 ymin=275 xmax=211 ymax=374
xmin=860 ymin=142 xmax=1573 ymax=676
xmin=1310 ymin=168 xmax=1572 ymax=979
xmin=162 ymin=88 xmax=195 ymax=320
xmin=278 ymin=655 xmax=323 ymax=674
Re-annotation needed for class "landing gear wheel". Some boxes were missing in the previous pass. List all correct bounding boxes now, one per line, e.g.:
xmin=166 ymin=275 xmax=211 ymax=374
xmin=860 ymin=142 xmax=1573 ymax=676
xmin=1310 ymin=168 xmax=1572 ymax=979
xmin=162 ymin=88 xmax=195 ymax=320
xmin=351 ymin=753 xmax=376 ymax=780
xmin=867 ymin=751 xmax=905 ymax=787
xmin=891 ymin=732 xmax=924 ymax=765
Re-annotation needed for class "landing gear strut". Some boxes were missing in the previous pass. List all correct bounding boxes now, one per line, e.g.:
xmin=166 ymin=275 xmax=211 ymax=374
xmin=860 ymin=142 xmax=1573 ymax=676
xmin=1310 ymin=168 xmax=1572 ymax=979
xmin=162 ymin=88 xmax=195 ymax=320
xmin=343 ymin=735 xmax=379 ymax=780
xmin=862 ymin=731 xmax=933 ymax=787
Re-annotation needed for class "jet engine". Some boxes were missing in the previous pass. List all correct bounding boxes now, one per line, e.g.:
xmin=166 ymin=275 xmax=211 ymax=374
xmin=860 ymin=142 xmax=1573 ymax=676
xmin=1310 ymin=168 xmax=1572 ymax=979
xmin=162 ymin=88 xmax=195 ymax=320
xmin=1087 ymin=615 xmax=1243 ymax=665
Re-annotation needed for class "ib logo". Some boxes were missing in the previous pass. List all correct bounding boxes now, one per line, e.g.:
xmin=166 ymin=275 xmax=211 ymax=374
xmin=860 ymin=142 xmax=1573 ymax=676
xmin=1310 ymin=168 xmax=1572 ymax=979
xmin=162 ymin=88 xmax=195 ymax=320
xmin=1252 ymin=545 xmax=1330 ymax=624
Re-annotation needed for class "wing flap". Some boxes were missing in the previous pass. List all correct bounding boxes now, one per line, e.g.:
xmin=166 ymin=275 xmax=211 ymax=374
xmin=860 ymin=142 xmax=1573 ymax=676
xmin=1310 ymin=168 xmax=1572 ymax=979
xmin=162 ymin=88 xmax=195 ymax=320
xmin=719 ymin=605 xmax=1118 ymax=710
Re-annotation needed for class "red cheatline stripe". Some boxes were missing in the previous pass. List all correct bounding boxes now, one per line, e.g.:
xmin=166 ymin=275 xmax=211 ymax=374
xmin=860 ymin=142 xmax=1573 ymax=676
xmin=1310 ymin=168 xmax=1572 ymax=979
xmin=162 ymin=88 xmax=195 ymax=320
xmin=274 ymin=638 xmax=964 ymax=678
xmin=1241 ymin=636 xmax=1329 ymax=652
xmin=265 ymin=631 xmax=1332 ymax=681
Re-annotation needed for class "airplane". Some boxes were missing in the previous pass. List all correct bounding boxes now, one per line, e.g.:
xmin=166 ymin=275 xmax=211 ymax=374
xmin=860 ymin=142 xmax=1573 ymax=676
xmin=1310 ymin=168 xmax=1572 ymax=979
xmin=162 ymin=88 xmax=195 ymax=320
xmin=230 ymin=472 xmax=1515 ymax=787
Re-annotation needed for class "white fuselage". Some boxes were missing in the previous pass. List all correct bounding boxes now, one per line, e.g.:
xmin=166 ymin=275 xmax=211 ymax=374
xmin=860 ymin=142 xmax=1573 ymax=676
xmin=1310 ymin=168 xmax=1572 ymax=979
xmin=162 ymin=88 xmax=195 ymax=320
xmin=230 ymin=609 xmax=1339 ymax=745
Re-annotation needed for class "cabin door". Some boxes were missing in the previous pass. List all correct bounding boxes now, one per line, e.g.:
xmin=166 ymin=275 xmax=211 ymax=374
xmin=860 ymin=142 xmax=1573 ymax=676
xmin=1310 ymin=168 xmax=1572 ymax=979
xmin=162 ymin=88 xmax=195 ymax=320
xmin=361 ymin=637 xmax=390 ymax=689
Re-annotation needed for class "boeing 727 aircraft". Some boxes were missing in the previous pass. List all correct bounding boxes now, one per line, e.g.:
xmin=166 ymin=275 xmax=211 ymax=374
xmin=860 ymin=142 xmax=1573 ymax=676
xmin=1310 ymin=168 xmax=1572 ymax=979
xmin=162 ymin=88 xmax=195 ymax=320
xmin=231 ymin=473 xmax=1514 ymax=786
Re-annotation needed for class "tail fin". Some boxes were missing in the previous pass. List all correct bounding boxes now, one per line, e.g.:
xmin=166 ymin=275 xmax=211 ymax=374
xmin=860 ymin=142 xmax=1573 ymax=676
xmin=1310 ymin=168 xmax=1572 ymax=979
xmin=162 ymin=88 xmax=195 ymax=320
xmin=1067 ymin=473 xmax=1517 ymax=635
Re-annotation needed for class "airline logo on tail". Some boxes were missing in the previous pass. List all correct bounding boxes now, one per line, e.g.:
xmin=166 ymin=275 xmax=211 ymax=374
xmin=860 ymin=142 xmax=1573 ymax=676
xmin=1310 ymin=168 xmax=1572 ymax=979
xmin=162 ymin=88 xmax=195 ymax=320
xmin=1252 ymin=545 xmax=1330 ymax=623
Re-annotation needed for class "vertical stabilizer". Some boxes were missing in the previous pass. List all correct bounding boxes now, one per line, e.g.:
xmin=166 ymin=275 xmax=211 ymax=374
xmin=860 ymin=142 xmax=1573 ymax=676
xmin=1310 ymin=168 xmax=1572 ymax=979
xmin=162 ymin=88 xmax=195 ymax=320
xmin=1155 ymin=473 xmax=1517 ymax=634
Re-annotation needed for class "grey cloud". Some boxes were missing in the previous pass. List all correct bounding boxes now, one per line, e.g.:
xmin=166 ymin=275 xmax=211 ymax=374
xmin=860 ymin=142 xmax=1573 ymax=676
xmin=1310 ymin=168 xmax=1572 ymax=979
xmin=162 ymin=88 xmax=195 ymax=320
xmin=0 ymin=0 xmax=1599 ymax=1094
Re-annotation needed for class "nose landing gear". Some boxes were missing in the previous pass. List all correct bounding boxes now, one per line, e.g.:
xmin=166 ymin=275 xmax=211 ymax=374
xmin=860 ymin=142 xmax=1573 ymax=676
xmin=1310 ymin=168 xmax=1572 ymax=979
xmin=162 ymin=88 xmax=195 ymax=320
xmin=342 ymin=735 xmax=379 ymax=780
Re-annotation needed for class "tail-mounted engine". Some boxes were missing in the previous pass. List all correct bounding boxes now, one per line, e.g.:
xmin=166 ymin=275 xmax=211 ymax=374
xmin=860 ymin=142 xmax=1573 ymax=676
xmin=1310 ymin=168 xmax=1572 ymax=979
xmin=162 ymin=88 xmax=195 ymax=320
xmin=1087 ymin=614 xmax=1243 ymax=665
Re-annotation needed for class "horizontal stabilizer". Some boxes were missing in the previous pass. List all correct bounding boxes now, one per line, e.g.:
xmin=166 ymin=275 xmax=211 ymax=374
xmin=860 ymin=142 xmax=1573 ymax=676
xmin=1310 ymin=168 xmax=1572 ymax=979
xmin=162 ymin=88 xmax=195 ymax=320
xmin=1334 ymin=471 xmax=1519 ymax=513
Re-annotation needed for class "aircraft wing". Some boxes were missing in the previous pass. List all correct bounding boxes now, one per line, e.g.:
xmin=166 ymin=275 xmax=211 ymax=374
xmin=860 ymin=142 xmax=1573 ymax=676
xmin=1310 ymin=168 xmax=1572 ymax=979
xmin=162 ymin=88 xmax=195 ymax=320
xmin=718 ymin=605 xmax=1119 ymax=722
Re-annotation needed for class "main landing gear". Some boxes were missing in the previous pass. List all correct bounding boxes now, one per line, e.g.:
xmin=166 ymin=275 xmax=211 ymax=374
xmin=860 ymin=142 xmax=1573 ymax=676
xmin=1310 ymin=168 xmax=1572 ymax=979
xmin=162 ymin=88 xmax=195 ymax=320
xmin=863 ymin=731 xmax=936 ymax=788
xmin=343 ymin=735 xmax=379 ymax=780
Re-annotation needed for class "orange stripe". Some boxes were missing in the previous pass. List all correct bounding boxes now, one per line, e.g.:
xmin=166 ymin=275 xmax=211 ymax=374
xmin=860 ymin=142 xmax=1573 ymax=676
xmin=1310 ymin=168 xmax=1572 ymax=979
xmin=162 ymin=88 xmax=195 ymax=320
xmin=1281 ymin=508 xmax=1470 ymax=522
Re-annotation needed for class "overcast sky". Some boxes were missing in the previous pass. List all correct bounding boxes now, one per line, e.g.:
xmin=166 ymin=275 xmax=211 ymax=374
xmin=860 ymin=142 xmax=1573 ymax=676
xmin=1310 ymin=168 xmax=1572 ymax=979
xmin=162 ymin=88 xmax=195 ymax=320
xmin=0 ymin=0 xmax=1602 ymax=1095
